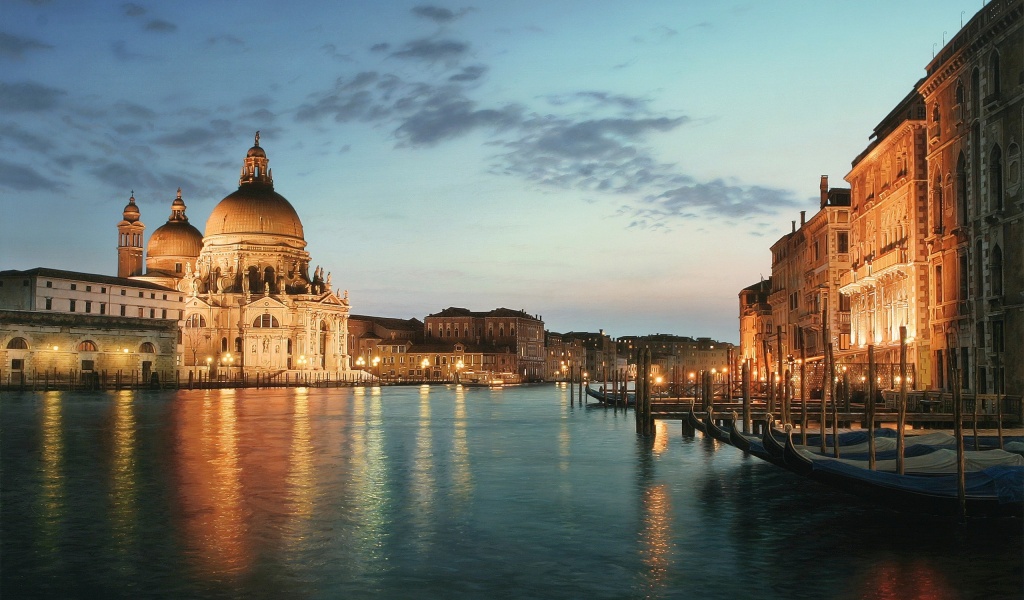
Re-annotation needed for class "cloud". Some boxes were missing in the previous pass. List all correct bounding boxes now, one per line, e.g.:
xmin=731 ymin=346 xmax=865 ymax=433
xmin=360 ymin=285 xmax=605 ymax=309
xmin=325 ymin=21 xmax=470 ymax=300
xmin=113 ymin=100 xmax=157 ymax=120
xmin=390 ymin=38 xmax=468 ymax=62
xmin=112 ymin=40 xmax=155 ymax=61
xmin=449 ymin=64 xmax=486 ymax=82
xmin=154 ymin=124 xmax=231 ymax=147
xmin=0 ymin=80 xmax=65 ymax=111
xmin=0 ymin=123 xmax=56 ymax=153
xmin=411 ymin=5 xmax=471 ymax=23
xmin=546 ymin=91 xmax=650 ymax=113
xmin=207 ymin=34 xmax=244 ymax=47
xmin=638 ymin=180 xmax=801 ymax=221
xmin=122 ymin=2 xmax=146 ymax=17
xmin=0 ymin=158 xmax=62 ymax=191
xmin=145 ymin=19 xmax=178 ymax=33
xmin=0 ymin=32 xmax=53 ymax=60
xmin=370 ymin=42 xmax=390 ymax=53
xmin=396 ymin=93 xmax=522 ymax=145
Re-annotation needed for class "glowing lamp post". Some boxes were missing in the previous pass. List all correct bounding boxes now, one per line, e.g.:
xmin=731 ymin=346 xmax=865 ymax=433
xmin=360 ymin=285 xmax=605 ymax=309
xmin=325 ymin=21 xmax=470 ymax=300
xmin=372 ymin=356 xmax=381 ymax=384
xmin=422 ymin=358 xmax=430 ymax=382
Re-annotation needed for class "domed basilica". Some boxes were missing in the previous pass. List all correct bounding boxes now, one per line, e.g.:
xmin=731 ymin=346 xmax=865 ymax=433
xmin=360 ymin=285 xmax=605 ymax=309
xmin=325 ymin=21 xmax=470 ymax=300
xmin=123 ymin=132 xmax=351 ymax=376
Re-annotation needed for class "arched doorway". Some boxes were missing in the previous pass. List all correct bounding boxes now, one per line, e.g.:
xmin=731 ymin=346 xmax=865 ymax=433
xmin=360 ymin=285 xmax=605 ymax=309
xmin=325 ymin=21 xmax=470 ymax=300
xmin=319 ymin=320 xmax=329 ymax=369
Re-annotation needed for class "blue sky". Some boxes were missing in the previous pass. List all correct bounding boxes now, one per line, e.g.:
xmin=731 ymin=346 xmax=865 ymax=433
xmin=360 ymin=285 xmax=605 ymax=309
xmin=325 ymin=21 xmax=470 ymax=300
xmin=1 ymin=1 xmax=978 ymax=341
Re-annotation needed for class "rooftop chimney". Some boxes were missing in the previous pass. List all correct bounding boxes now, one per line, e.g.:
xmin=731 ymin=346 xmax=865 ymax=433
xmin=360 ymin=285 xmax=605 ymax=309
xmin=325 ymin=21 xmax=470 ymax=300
xmin=792 ymin=220 xmax=796 ymax=233
xmin=820 ymin=175 xmax=829 ymax=208
xmin=800 ymin=210 xmax=806 ymax=226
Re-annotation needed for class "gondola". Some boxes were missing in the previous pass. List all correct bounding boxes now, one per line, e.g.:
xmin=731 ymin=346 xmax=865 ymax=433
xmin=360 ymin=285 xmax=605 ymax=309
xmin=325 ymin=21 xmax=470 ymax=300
xmin=685 ymin=403 xmax=707 ymax=434
xmin=585 ymin=385 xmax=635 ymax=406
xmin=783 ymin=429 xmax=1024 ymax=518
xmin=702 ymin=407 xmax=732 ymax=444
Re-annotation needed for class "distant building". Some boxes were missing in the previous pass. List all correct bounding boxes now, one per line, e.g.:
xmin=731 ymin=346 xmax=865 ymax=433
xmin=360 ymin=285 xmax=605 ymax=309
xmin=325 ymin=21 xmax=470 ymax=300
xmin=768 ymin=179 xmax=852 ymax=380
xmin=544 ymin=332 xmax=586 ymax=380
xmin=738 ymin=278 xmax=773 ymax=382
xmin=424 ymin=307 xmax=545 ymax=381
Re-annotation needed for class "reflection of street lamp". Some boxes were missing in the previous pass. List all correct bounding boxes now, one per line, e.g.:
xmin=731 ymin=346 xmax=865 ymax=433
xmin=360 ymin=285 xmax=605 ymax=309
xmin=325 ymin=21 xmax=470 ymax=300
xmin=298 ymin=355 xmax=307 ymax=370
xmin=372 ymin=356 xmax=381 ymax=383
xmin=221 ymin=352 xmax=234 ymax=380
xmin=422 ymin=358 xmax=430 ymax=382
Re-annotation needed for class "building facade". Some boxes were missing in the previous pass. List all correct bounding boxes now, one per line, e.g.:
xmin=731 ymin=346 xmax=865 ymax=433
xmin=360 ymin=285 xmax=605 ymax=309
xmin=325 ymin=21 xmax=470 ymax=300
xmin=918 ymin=0 xmax=1023 ymax=394
xmin=839 ymin=90 xmax=931 ymax=385
xmin=424 ymin=307 xmax=546 ymax=380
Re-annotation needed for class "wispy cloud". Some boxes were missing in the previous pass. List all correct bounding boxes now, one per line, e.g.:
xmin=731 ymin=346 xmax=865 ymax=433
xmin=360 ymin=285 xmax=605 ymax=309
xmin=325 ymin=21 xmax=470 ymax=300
xmin=0 ymin=31 xmax=53 ymax=60
xmin=145 ymin=19 xmax=177 ymax=33
xmin=0 ymin=81 xmax=65 ymax=111
xmin=122 ymin=2 xmax=146 ymax=17
xmin=390 ymin=38 xmax=468 ymax=62
xmin=0 ymin=158 xmax=62 ymax=191
xmin=411 ymin=5 xmax=472 ymax=23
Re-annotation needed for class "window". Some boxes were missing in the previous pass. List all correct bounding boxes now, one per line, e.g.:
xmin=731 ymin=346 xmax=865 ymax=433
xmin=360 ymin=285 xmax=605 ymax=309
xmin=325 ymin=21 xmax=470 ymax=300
xmin=70 ymin=283 xmax=77 ymax=291
xmin=78 ymin=340 xmax=97 ymax=351
xmin=85 ymin=301 xmax=92 ymax=313
xmin=185 ymin=314 xmax=206 ymax=327
xmin=69 ymin=299 xmax=76 ymax=312
xmin=121 ymin=289 xmax=126 ymax=296
xmin=990 ymin=145 xmax=1003 ymax=211
xmin=11 ymin=359 xmax=24 ymax=371
xmin=150 ymin=293 xmax=155 ymax=299
xmin=138 ymin=308 xmax=144 ymax=317
xmin=162 ymin=294 xmax=167 ymax=300
xmin=992 ymin=320 xmax=1004 ymax=353
xmin=139 ymin=342 xmax=155 ymax=353
xmin=101 ymin=287 xmax=106 ymax=293
xmin=81 ymin=360 xmax=95 ymax=372
xmin=45 ymin=298 xmax=52 ymax=310
xmin=161 ymin=309 xmax=167 ymax=319
xmin=991 ymin=245 xmax=1003 ymax=296
xmin=86 ymin=285 xmax=92 ymax=292
xmin=935 ymin=266 xmax=943 ymax=303
xmin=46 ymin=281 xmax=52 ymax=288
xmin=138 ymin=292 xmax=143 ymax=298
xmin=120 ymin=305 xmax=126 ymax=316
xmin=6 ymin=337 xmax=28 ymax=349
xmin=837 ymin=231 xmax=849 ymax=254
xmin=175 ymin=263 xmax=182 ymax=273
xmin=100 ymin=303 xmax=106 ymax=315
xmin=252 ymin=314 xmax=279 ymax=328
xmin=150 ymin=308 xmax=155 ymax=318
xmin=989 ymin=51 xmax=1000 ymax=99
xmin=959 ymin=254 xmax=968 ymax=300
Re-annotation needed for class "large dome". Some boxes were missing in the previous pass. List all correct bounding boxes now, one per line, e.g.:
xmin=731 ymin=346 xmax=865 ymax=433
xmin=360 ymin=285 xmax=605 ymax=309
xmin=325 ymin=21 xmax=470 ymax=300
xmin=203 ymin=133 xmax=305 ymax=241
xmin=204 ymin=186 xmax=304 ymax=239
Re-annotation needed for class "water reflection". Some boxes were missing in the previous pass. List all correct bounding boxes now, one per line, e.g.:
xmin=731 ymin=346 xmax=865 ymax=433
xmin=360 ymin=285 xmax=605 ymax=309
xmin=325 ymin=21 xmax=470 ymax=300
xmin=108 ymin=391 xmax=138 ymax=578
xmin=174 ymin=390 xmax=249 ymax=579
xmin=410 ymin=385 xmax=436 ymax=555
xmin=635 ymin=437 xmax=672 ymax=598
xmin=451 ymin=385 xmax=473 ymax=510
xmin=284 ymin=388 xmax=315 ymax=552
xmin=38 ymin=392 xmax=64 ymax=560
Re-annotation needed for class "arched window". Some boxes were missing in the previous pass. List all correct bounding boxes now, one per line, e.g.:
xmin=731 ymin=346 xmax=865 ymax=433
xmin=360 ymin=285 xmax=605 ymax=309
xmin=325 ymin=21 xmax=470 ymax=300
xmin=78 ymin=340 xmax=97 ymax=352
xmin=991 ymin=245 xmax=1003 ymax=297
xmin=139 ymin=342 xmax=155 ymax=353
xmin=185 ymin=314 xmax=207 ymax=328
xmin=932 ymin=104 xmax=940 ymax=124
xmin=252 ymin=314 xmax=280 ymax=328
xmin=6 ymin=337 xmax=28 ymax=349
xmin=264 ymin=266 xmax=275 ymax=292
xmin=235 ymin=337 xmax=242 ymax=352
xmin=956 ymin=152 xmax=968 ymax=225
xmin=932 ymin=173 xmax=944 ymax=232
xmin=247 ymin=266 xmax=260 ymax=293
xmin=975 ymin=240 xmax=984 ymax=298
xmin=955 ymin=80 xmax=964 ymax=105
xmin=221 ymin=338 xmax=228 ymax=352
xmin=990 ymin=145 xmax=1003 ymax=211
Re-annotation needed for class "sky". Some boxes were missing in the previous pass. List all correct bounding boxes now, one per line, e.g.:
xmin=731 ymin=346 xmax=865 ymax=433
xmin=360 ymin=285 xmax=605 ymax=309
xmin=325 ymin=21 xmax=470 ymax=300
xmin=1 ymin=0 xmax=982 ymax=342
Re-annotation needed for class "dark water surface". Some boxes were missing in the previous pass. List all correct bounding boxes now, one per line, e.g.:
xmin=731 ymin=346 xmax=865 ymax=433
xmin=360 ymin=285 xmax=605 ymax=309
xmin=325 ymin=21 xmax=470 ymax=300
xmin=1 ymin=385 xmax=1021 ymax=599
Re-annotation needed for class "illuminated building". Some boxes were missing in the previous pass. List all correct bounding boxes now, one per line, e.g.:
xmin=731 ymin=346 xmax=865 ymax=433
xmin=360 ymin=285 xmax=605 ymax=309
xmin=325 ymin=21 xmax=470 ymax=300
xmin=128 ymin=133 xmax=352 ymax=377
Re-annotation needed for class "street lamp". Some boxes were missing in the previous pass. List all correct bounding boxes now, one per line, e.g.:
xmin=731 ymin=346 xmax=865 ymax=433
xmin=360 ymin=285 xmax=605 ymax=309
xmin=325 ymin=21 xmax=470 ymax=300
xmin=455 ymin=359 xmax=464 ymax=383
xmin=422 ymin=358 xmax=430 ymax=382
xmin=372 ymin=356 xmax=381 ymax=384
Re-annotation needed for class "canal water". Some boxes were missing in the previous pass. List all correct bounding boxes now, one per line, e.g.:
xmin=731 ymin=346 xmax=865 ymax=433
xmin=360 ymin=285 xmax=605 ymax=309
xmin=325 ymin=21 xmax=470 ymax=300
xmin=1 ymin=385 xmax=1021 ymax=599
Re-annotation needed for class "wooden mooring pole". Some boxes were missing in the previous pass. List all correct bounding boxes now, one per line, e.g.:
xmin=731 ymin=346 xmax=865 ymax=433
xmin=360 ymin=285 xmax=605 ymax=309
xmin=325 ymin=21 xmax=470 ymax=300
xmin=742 ymin=360 xmax=751 ymax=435
xmin=897 ymin=327 xmax=907 ymax=475
xmin=867 ymin=345 xmax=876 ymax=471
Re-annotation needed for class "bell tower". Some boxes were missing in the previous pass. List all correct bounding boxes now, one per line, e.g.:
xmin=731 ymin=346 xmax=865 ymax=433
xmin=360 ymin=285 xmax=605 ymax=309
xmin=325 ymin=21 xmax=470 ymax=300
xmin=117 ymin=192 xmax=145 ymax=278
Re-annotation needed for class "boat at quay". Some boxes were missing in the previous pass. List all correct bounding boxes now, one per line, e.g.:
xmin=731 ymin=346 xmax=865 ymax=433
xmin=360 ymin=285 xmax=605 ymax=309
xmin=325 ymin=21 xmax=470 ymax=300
xmin=1 ymin=384 xmax=1021 ymax=599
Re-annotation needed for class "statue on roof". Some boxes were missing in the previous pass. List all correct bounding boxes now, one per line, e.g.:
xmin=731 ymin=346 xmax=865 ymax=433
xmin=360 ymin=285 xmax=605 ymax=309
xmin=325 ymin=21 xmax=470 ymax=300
xmin=255 ymin=130 xmax=260 ymax=146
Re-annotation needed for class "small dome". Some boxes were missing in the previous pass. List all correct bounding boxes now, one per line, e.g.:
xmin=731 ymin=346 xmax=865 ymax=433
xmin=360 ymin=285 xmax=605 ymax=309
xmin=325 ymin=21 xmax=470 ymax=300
xmin=122 ymin=193 xmax=140 ymax=223
xmin=246 ymin=145 xmax=267 ymax=159
xmin=148 ymin=220 xmax=204 ymax=258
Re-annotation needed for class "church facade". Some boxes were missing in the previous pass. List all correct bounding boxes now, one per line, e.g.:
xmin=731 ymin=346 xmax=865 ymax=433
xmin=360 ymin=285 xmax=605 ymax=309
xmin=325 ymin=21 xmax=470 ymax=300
xmin=127 ymin=133 xmax=352 ymax=377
